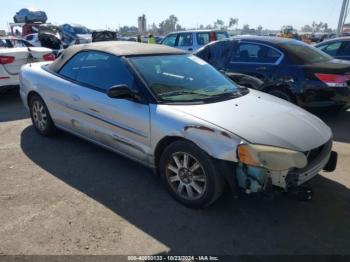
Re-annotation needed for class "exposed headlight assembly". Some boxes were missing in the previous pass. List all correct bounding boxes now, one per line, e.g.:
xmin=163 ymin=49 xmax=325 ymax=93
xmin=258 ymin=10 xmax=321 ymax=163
xmin=237 ymin=144 xmax=307 ymax=171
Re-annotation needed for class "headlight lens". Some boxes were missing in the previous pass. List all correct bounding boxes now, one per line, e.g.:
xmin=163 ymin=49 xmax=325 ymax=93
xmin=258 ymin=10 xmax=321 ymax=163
xmin=237 ymin=144 xmax=307 ymax=171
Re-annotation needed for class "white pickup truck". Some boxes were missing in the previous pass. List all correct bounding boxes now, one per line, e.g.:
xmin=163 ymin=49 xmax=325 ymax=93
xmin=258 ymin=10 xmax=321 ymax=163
xmin=0 ymin=44 xmax=54 ymax=92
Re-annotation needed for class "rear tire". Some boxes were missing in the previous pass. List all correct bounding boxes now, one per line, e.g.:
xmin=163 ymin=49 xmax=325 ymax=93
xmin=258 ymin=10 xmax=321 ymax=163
xmin=159 ymin=140 xmax=224 ymax=208
xmin=29 ymin=94 xmax=56 ymax=136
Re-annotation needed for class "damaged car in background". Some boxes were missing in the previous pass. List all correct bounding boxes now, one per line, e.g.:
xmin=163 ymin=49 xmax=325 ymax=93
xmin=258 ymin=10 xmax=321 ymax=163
xmin=195 ymin=36 xmax=350 ymax=112
xmin=23 ymin=24 xmax=64 ymax=57
xmin=59 ymin=23 xmax=92 ymax=47
xmin=19 ymin=42 xmax=337 ymax=208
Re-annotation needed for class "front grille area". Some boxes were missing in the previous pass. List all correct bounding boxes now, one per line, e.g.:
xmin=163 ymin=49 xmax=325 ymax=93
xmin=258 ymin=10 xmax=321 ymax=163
xmin=305 ymin=143 xmax=327 ymax=163
xmin=286 ymin=140 xmax=332 ymax=187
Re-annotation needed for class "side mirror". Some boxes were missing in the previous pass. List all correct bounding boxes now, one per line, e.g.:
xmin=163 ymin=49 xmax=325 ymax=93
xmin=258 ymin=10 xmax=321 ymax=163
xmin=107 ymin=84 xmax=140 ymax=101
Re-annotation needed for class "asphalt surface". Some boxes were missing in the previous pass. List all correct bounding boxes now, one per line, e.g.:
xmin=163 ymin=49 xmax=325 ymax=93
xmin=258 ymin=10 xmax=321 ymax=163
xmin=0 ymin=89 xmax=350 ymax=255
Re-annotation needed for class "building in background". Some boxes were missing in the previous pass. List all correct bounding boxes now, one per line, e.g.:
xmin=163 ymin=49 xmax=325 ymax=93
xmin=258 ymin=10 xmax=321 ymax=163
xmin=138 ymin=14 xmax=147 ymax=35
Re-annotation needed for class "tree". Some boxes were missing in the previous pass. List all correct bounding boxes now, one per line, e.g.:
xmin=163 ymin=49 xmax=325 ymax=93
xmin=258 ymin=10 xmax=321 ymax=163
xmin=257 ymin=25 xmax=263 ymax=35
xmin=158 ymin=15 xmax=182 ymax=35
xmin=149 ymin=23 xmax=159 ymax=34
xmin=119 ymin=25 xmax=138 ymax=36
xmin=242 ymin=24 xmax=250 ymax=34
xmin=229 ymin=18 xmax=239 ymax=28
xmin=302 ymin=21 xmax=333 ymax=33
xmin=312 ymin=21 xmax=324 ymax=32
xmin=175 ymin=24 xmax=183 ymax=31
xmin=301 ymin=24 xmax=313 ymax=32
xmin=214 ymin=19 xmax=225 ymax=29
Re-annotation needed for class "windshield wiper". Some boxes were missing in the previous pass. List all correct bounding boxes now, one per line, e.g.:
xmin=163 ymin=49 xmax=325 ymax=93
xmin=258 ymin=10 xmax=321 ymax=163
xmin=160 ymin=90 xmax=212 ymax=97
xmin=209 ymin=91 xmax=241 ymax=99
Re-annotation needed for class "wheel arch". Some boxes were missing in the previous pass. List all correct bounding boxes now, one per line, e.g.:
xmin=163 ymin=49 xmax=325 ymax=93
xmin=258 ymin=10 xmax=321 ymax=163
xmin=27 ymin=90 xmax=41 ymax=107
xmin=154 ymin=135 xmax=238 ymax=194
xmin=154 ymin=136 xmax=188 ymax=174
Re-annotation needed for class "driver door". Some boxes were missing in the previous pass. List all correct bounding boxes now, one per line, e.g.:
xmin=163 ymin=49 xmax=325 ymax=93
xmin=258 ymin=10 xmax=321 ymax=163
xmin=68 ymin=51 xmax=151 ymax=164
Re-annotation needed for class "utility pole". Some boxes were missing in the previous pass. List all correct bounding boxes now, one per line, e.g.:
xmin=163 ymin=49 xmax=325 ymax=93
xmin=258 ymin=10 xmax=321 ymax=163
xmin=337 ymin=0 xmax=349 ymax=36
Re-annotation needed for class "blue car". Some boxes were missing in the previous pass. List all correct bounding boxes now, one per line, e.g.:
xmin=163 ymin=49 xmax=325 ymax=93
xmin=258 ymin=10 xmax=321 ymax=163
xmin=315 ymin=37 xmax=350 ymax=61
xmin=59 ymin=24 xmax=92 ymax=46
xmin=13 ymin=8 xmax=47 ymax=23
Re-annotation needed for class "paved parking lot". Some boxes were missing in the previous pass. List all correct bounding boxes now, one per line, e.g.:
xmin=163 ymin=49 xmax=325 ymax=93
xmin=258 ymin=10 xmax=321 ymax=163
xmin=0 ymin=89 xmax=350 ymax=255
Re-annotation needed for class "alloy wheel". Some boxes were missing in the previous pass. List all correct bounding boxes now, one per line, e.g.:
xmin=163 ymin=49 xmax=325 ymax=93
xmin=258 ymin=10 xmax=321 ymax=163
xmin=32 ymin=100 xmax=48 ymax=131
xmin=165 ymin=152 xmax=207 ymax=200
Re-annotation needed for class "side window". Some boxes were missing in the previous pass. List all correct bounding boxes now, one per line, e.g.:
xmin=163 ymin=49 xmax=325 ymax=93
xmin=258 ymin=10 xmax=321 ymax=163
xmin=162 ymin=34 xmax=177 ymax=47
xmin=208 ymin=41 xmax=236 ymax=69
xmin=336 ymin=42 xmax=350 ymax=56
xmin=177 ymin=33 xmax=193 ymax=47
xmin=232 ymin=43 xmax=281 ymax=63
xmin=58 ymin=52 xmax=87 ymax=80
xmin=0 ymin=39 xmax=6 ymax=48
xmin=196 ymin=33 xmax=210 ymax=46
xmin=216 ymin=32 xmax=229 ymax=41
xmin=319 ymin=42 xmax=342 ymax=56
xmin=76 ymin=51 xmax=134 ymax=92
xmin=13 ymin=40 xmax=26 ymax=48
xmin=26 ymin=35 xmax=34 ymax=41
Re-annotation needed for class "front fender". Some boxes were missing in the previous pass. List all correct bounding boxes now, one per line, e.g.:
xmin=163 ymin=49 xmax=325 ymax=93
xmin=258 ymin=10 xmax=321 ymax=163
xmin=150 ymin=104 xmax=242 ymax=164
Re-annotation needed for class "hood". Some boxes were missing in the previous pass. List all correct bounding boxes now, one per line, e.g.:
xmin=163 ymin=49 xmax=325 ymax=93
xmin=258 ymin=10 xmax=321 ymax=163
xmin=168 ymin=90 xmax=332 ymax=152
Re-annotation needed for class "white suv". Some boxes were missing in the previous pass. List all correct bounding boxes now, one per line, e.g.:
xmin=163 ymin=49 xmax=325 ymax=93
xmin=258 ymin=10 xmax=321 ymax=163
xmin=161 ymin=30 xmax=229 ymax=52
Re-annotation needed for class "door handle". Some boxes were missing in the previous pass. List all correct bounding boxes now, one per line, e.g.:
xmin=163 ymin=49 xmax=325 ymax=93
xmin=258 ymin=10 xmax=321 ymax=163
xmin=256 ymin=66 xmax=267 ymax=71
xmin=70 ymin=94 xmax=80 ymax=101
xmin=188 ymin=48 xmax=193 ymax=51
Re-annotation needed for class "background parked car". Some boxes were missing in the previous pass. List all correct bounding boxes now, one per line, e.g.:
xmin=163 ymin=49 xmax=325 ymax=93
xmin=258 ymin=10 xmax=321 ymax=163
xmin=13 ymin=8 xmax=47 ymax=23
xmin=0 ymin=46 xmax=54 ymax=92
xmin=59 ymin=23 xmax=92 ymax=46
xmin=92 ymin=30 xmax=117 ymax=42
xmin=195 ymin=36 xmax=350 ymax=111
xmin=0 ymin=37 xmax=33 ymax=48
xmin=315 ymin=37 xmax=350 ymax=61
xmin=24 ymin=25 xmax=63 ymax=57
xmin=161 ymin=30 xmax=229 ymax=51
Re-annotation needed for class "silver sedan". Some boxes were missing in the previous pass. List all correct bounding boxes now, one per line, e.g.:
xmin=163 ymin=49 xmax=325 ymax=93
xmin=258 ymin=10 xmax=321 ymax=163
xmin=19 ymin=42 xmax=337 ymax=208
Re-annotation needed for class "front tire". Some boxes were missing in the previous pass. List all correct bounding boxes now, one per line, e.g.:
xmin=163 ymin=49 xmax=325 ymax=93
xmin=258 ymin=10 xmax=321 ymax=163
xmin=159 ymin=140 xmax=224 ymax=208
xmin=29 ymin=94 xmax=56 ymax=136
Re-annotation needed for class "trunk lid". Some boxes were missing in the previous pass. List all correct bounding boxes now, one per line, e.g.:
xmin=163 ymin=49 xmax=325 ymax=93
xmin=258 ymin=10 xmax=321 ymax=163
xmin=303 ymin=59 xmax=350 ymax=74
xmin=1 ymin=47 xmax=52 ymax=75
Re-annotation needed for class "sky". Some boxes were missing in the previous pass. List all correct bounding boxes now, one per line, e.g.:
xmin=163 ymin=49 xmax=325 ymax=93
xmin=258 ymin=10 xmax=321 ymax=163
xmin=0 ymin=0 xmax=344 ymax=31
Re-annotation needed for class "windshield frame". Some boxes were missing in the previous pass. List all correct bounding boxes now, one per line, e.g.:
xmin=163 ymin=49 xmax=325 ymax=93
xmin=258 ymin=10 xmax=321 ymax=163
xmin=126 ymin=54 xmax=248 ymax=105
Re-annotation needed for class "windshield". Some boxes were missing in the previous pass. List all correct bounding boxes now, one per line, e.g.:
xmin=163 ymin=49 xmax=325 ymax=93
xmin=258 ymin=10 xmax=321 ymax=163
xmin=130 ymin=55 xmax=242 ymax=103
xmin=279 ymin=41 xmax=332 ymax=65
xmin=74 ymin=26 xmax=89 ymax=34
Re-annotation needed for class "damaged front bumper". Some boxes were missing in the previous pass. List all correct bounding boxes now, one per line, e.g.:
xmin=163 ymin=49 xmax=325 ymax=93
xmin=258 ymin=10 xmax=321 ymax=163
xmin=235 ymin=140 xmax=337 ymax=194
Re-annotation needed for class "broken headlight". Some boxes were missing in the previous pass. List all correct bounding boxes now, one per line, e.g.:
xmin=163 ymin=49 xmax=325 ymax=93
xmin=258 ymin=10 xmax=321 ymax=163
xmin=237 ymin=144 xmax=307 ymax=171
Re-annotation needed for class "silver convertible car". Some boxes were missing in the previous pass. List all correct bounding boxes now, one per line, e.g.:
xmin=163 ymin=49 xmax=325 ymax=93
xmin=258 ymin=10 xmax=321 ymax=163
xmin=19 ymin=42 xmax=337 ymax=208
